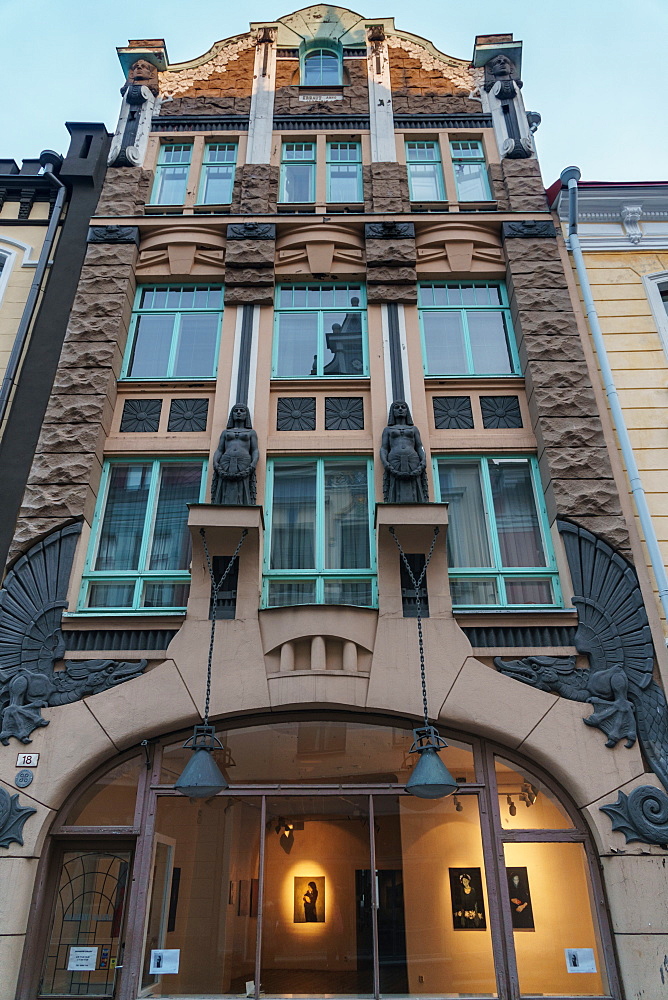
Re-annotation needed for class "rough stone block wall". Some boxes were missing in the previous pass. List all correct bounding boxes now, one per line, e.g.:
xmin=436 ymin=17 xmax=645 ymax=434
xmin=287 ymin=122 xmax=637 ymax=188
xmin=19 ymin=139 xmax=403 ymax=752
xmin=273 ymin=58 xmax=369 ymax=115
xmin=505 ymin=235 xmax=631 ymax=558
xmin=365 ymin=232 xmax=417 ymax=303
xmin=224 ymin=231 xmax=275 ymax=305
xmin=388 ymin=46 xmax=481 ymax=115
xmin=158 ymin=47 xmax=254 ymax=115
xmin=238 ymin=164 xmax=279 ymax=214
xmin=370 ymin=162 xmax=410 ymax=213
xmin=489 ymin=159 xmax=547 ymax=213
xmin=95 ymin=167 xmax=153 ymax=217
xmin=8 ymin=241 xmax=138 ymax=562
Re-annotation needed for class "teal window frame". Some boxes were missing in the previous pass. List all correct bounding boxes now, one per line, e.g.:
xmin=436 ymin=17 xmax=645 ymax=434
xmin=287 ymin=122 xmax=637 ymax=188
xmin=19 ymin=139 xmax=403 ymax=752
xmin=418 ymin=281 xmax=520 ymax=377
xmin=197 ymin=142 xmax=238 ymax=205
xmin=326 ymin=141 xmax=363 ymax=203
xmin=280 ymin=142 xmax=316 ymax=203
xmin=450 ymin=140 xmax=492 ymax=201
xmin=121 ymin=284 xmax=224 ymax=381
xmin=150 ymin=144 xmax=193 ymax=205
xmin=272 ymin=283 xmax=368 ymax=378
xmin=433 ymin=454 xmax=562 ymax=610
xmin=301 ymin=47 xmax=342 ymax=86
xmin=405 ymin=140 xmax=446 ymax=202
xmin=263 ymin=456 xmax=377 ymax=608
xmin=78 ymin=457 xmax=207 ymax=614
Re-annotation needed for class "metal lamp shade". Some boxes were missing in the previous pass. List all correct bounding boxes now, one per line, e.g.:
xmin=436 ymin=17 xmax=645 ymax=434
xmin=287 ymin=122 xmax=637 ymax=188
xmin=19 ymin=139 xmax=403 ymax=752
xmin=174 ymin=747 xmax=229 ymax=798
xmin=406 ymin=746 xmax=458 ymax=799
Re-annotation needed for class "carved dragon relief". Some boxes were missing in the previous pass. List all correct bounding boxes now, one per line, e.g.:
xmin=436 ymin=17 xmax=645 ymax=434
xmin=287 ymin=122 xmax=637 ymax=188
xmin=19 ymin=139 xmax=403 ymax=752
xmin=0 ymin=525 xmax=146 ymax=747
xmin=495 ymin=520 xmax=668 ymax=845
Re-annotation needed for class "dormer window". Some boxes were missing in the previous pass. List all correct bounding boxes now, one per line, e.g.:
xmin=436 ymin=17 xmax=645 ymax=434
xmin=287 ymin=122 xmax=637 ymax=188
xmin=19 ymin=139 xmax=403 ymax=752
xmin=302 ymin=46 xmax=341 ymax=86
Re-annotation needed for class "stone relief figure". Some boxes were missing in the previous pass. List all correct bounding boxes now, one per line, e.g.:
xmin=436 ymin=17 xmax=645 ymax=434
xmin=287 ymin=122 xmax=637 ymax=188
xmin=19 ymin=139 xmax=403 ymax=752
xmin=109 ymin=57 xmax=159 ymax=167
xmin=496 ymin=520 xmax=668 ymax=845
xmin=380 ymin=401 xmax=429 ymax=503
xmin=211 ymin=404 xmax=259 ymax=505
xmin=0 ymin=525 xmax=146 ymax=745
xmin=124 ymin=58 xmax=159 ymax=97
xmin=484 ymin=53 xmax=520 ymax=92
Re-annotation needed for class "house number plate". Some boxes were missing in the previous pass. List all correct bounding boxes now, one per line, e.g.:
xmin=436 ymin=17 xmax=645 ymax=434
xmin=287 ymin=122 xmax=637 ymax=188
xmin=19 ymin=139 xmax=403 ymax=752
xmin=16 ymin=753 xmax=39 ymax=767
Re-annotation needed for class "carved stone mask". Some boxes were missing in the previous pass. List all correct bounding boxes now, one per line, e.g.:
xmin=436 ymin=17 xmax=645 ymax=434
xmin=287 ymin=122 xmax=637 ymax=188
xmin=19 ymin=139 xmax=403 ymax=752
xmin=128 ymin=59 xmax=159 ymax=95
xmin=487 ymin=54 xmax=515 ymax=79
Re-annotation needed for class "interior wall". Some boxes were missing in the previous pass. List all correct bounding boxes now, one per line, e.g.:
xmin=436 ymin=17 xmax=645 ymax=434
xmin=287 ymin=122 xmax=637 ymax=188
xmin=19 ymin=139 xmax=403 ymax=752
xmin=504 ymin=841 xmax=604 ymax=996
xmin=155 ymin=797 xmax=261 ymax=995
xmin=261 ymin=816 xmax=370 ymax=973
xmin=398 ymin=794 xmax=497 ymax=996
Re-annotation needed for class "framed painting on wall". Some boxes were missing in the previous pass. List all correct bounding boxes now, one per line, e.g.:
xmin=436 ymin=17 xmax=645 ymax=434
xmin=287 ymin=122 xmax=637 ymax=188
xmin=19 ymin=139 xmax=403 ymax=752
xmin=238 ymin=879 xmax=250 ymax=917
xmin=293 ymin=876 xmax=325 ymax=923
xmin=449 ymin=868 xmax=486 ymax=929
xmin=506 ymin=866 xmax=534 ymax=929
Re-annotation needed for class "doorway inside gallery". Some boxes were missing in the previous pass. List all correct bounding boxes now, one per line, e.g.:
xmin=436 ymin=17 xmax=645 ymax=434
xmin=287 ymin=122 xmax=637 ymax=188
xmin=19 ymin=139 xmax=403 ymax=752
xmin=31 ymin=718 xmax=619 ymax=1000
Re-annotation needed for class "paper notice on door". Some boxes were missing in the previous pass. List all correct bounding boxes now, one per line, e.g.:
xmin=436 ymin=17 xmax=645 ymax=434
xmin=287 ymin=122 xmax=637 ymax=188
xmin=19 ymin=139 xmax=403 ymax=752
xmin=565 ymin=948 xmax=597 ymax=973
xmin=149 ymin=949 xmax=180 ymax=974
xmin=67 ymin=947 xmax=98 ymax=971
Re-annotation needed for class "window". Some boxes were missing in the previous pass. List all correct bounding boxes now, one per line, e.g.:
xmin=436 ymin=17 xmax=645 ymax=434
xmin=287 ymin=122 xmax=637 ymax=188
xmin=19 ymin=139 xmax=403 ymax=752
xmin=80 ymin=459 xmax=206 ymax=611
xmin=450 ymin=140 xmax=492 ymax=201
xmin=405 ymin=141 xmax=445 ymax=201
xmin=280 ymin=142 xmax=316 ymax=203
xmin=151 ymin=144 xmax=192 ymax=205
xmin=419 ymin=282 xmax=519 ymax=376
xmin=642 ymin=271 xmax=668 ymax=360
xmin=122 ymin=285 xmax=223 ymax=380
xmin=302 ymin=47 xmax=341 ymax=86
xmin=435 ymin=456 xmax=560 ymax=608
xmin=273 ymin=284 xmax=367 ymax=378
xmin=264 ymin=457 xmax=375 ymax=607
xmin=326 ymin=142 xmax=362 ymax=203
xmin=198 ymin=142 xmax=237 ymax=204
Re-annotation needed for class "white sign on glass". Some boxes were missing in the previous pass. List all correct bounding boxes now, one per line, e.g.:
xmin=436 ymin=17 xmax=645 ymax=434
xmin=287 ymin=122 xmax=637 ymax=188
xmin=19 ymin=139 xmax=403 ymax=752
xmin=149 ymin=949 xmax=180 ymax=974
xmin=565 ymin=948 xmax=597 ymax=973
xmin=67 ymin=946 xmax=98 ymax=971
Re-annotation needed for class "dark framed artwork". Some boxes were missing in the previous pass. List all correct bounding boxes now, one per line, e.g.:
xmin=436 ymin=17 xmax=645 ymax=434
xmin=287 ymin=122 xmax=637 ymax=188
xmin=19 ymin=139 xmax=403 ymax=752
xmin=238 ymin=879 xmax=250 ymax=917
xmin=228 ymin=880 xmax=238 ymax=907
xmin=250 ymin=877 xmax=259 ymax=918
xmin=506 ymin=866 xmax=535 ymax=930
xmin=449 ymin=868 xmax=486 ymax=930
xmin=293 ymin=876 xmax=325 ymax=923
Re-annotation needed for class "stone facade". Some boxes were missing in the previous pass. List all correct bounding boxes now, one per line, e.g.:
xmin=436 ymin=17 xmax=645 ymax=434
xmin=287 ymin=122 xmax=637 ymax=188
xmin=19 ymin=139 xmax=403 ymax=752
xmin=2 ymin=8 xmax=667 ymax=1000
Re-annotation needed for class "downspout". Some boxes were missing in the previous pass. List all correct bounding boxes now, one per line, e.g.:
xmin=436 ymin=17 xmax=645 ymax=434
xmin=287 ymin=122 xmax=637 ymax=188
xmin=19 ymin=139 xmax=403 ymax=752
xmin=561 ymin=165 xmax=668 ymax=630
xmin=0 ymin=149 xmax=66 ymax=426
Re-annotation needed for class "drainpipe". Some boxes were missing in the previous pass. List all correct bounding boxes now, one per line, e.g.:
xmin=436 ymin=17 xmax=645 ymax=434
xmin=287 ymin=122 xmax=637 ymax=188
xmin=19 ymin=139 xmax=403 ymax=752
xmin=0 ymin=149 xmax=66 ymax=426
xmin=561 ymin=165 xmax=668 ymax=630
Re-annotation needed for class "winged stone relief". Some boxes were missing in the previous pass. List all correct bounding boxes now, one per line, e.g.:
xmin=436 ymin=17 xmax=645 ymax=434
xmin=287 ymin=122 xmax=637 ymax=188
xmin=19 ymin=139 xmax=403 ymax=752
xmin=495 ymin=520 xmax=668 ymax=845
xmin=0 ymin=786 xmax=36 ymax=848
xmin=0 ymin=524 xmax=146 ymax=745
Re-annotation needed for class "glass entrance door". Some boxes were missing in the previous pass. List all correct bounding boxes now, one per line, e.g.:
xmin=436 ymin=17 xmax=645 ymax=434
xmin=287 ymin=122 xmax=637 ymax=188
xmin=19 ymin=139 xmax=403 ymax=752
xmin=260 ymin=796 xmax=372 ymax=998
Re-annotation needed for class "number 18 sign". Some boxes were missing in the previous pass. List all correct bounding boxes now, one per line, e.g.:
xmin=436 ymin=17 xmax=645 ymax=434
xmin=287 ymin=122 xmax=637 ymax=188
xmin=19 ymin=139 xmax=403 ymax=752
xmin=16 ymin=753 xmax=39 ymax=768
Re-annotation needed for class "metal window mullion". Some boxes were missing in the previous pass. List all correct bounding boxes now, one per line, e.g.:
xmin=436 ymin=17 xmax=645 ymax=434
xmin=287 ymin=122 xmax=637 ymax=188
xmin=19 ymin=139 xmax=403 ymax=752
xmin=121 ymin=312 xmax=141 ymax=379
xmin=366 ymin=457 xmax=376 ymax=573
xmin=165 ymin=312 xmax=181 ymax=378
xmin=316 ymin=458 xmax=325 ymax=574
xmin=503 ymin=308 xmax=521 ymax=373
xmin=479 ymin=458 xmax=503 ymax=580
xmin=528 ymin=457 xmax=556 ymax=572
xmin=135 ymin=460 xmax=163 ymax=609
xmin=317 ymin=308 xmax=324 ymax=376
xmin=83 ymin=462 xmax=113 ymax=584
xmin=460 ymin=308 xmax=476 ymax=376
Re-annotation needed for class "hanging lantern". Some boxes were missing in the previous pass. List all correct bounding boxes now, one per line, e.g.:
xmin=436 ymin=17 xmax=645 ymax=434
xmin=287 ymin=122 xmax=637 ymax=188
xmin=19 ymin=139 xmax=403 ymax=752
xmin=405 ymin=725 xmax=458 ymax=799
xmin=174 ymin=725 xmax=229 ymax=798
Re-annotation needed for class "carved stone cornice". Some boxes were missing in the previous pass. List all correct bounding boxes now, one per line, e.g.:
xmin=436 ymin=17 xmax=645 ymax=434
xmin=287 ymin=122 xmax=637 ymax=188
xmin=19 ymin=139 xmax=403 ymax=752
xmin=87 ymin=225 xmax=140 ymax=245
xmin=227 ymin=223 xmax=276 ymax=240
xmin=502 ymin=220 xmax=556 ymax=240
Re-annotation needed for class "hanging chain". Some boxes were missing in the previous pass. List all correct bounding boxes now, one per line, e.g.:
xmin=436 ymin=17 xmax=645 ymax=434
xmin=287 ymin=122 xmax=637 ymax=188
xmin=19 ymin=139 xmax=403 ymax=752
xmin=199 ymin=527 xmax=248 ymax=726
xmin=389 ymin=526 xmax=440 ymax=729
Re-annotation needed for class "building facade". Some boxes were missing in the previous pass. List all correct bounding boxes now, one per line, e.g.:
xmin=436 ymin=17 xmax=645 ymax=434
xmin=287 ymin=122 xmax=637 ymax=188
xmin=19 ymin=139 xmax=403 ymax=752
xmin=2 ymin=7 xmax=668 ymax=1000
xmin=0 ymin=126 xmax=110 ymax=569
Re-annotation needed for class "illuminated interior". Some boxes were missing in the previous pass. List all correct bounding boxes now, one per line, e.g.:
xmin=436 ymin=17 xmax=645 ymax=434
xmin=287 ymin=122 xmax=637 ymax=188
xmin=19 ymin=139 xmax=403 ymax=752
xmin=41 ymin=719 xmax=610 ymax=998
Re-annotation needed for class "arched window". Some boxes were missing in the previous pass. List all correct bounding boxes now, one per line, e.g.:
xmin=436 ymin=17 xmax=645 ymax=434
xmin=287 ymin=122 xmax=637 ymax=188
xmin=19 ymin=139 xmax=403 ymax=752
xmin=28 ymin=719 xmax=620 ymax=999
xmin=302 ymin=47 xmax=341 ymax=86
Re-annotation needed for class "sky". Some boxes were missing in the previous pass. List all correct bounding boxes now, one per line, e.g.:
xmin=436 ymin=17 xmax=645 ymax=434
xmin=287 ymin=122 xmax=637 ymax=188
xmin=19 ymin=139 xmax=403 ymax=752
xmin=1 ymin=0 xmax=666 ymax=186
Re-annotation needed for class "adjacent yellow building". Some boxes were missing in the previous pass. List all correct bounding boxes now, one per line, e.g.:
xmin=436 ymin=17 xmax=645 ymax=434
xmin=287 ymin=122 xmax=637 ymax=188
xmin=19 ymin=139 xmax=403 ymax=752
xmin=552 ymin=179 xmax=668 ymax=637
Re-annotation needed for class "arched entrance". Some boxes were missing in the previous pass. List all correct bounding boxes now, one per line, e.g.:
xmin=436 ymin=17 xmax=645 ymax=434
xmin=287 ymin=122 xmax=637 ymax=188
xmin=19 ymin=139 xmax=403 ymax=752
xmin=24 ymin=716 xmax=620 ymax=1000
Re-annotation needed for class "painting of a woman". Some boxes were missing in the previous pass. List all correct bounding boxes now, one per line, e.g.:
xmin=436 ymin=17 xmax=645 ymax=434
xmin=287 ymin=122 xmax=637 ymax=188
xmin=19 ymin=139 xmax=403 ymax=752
xmin=449 ymin=868 xmax=486 ymax=929
xmin=294 ymin=876 xmax=325 ymax=922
